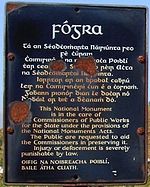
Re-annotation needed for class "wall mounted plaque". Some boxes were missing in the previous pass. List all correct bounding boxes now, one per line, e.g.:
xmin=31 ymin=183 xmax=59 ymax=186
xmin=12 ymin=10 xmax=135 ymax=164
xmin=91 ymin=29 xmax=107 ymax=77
xmin=5 ymin=3 xmax=148 ymax=185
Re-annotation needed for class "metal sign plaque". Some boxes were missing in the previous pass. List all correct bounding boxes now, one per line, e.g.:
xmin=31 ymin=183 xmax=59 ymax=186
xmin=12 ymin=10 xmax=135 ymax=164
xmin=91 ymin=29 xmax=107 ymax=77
xmin=5 ymin=3 xmax=147 ymax=185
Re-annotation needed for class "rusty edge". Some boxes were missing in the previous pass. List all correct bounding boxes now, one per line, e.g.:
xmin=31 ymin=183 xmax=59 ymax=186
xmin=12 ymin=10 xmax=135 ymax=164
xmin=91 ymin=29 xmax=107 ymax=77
xmin=3 ymin=179 xmax=149 ymax=187
xmin=6 ymin=3 xmax=27 ymax=13
xmin=4 ymin=2 xmax=27 ymax=185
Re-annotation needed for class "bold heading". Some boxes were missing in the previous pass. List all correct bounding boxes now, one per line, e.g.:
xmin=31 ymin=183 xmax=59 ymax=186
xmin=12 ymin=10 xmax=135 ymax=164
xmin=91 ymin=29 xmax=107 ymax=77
xmin=52 ymin=20 xmax=103 ymax=40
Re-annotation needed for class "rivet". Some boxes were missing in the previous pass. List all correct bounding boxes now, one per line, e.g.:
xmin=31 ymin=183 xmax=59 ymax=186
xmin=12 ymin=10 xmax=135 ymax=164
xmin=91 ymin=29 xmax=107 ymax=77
xmin=7 ymin=127 xmax=14 ymax=134
xmin=73 ymin=174 xmax=79 ymax=180
xmin=7 ymin=52 xmax=15 ymax=61
xmin=137 ymin=127 xmax=144 ymax=135
xmin=137 ymin=56 xmax=145 ymax=64
xmin=74 ymin=7 xmax=80 ymax=13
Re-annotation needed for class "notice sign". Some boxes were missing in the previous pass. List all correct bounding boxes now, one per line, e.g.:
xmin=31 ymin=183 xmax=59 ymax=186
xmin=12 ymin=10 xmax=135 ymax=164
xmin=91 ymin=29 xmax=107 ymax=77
xmin=5 ymin=3 xmax=147 ymax=185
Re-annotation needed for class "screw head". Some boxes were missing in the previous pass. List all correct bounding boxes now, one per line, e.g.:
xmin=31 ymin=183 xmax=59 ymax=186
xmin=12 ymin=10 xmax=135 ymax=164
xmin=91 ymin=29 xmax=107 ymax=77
xmin=7 ymin=52 xmax=15 ymax=61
